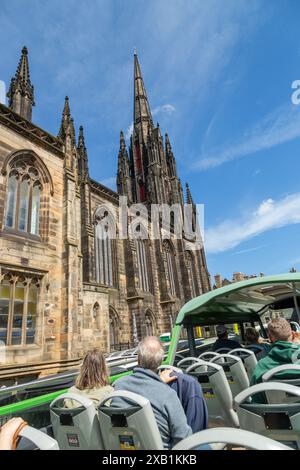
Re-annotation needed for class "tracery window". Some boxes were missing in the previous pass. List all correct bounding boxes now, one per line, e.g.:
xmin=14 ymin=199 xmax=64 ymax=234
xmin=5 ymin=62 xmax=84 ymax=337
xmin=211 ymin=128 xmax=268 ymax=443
xmin=145 ymin=310 xmax=155 ymax=336
xmin=5 ymin=159 xmax=41 ymax=235
xmin=95 ymin=207 xmax=117 ymax=287
xmin=0 ymin=270 xmax=40 ymax=346
xmin=136 ymin=238 xmax=150 ymax=292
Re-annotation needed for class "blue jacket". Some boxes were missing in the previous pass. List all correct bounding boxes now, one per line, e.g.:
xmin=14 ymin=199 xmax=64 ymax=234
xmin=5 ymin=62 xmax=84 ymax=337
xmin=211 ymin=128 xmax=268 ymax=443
xmin=113 ymin=367 xmax=192 ymax=449
xmin=169 ymin=372 xmax=208 ymax=433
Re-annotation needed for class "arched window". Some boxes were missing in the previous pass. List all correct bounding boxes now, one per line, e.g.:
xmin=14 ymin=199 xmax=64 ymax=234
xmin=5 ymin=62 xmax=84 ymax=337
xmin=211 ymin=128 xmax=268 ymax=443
xmin=134 ymin=222 xmax=153 ymax=293
xmin=0 ymin=270 xmax=40 ymax=346
xmin=92 ymin=302 xmax=100 ymax=330
xmin=145 ymin=311 xmax=155 ymax=336
xmin=109 ymin=308 xmax=119 ymax=351
xmin=5 ymin=162 xmax=41 ymax=235
xmin=163 ymin=241 xmax=178 ymax=297
xmin=136 ymin=239 xmax=150 ymax=292
xmin=186 ymin=251 xmax=198 ymax=298
xmin=94 ymin=206 xmax=117 ymax=287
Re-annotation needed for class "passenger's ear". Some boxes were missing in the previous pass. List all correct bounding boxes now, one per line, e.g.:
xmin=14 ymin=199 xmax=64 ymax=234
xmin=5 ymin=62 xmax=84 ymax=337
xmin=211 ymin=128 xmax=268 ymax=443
xmin=291 ymin=331 xmax=296 ymax=342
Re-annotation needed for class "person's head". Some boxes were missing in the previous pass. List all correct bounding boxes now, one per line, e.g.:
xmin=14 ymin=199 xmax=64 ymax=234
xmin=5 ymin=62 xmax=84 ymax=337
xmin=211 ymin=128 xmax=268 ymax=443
xmin=245 ymin=327 xmax=260 ymax=345
xmin=216 ymin=324 xmax=228 ymax=340
xmin=137 ymin=336 xmax=164 ymax=372
xmin=76 ymin=349 xmax=109 ymax=390
xmin=267 ymin=318 xmax=294 ymax=344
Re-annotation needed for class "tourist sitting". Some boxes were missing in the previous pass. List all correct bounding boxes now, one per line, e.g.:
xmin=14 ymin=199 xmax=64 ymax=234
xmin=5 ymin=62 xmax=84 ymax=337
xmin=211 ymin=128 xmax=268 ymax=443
xmin=250 ymin=318 xmax=300 ymax=402
xmin=113 ymin=336 xmax=192 ymax=449
xmin=162 ymin=368 xmax=208 ymax=433
xmin=244 ymin=327 xmax=270 ymax=359
xmin=65 ymin=349 xmax=113 ymax=408
xmin=0 ymin=417 xmax=27 ymax=450
xmin=212 ymin=324 xmax=242 ymax=351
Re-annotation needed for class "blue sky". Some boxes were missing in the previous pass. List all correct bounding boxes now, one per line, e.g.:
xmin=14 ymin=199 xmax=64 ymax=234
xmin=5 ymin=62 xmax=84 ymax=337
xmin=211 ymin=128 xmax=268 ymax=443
xmin=1 ymin=0 xmax=300 ymax=281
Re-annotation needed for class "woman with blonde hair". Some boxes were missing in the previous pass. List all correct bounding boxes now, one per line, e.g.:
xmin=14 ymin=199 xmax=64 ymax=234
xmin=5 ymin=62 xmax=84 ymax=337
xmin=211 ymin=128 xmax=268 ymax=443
xmin=66 ymin=349 xmax=113 ymax=408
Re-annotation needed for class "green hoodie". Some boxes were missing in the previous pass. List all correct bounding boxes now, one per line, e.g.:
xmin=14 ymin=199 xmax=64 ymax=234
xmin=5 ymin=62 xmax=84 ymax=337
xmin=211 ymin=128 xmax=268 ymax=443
xmin=250 ymin=341 xmax=300 ymax=403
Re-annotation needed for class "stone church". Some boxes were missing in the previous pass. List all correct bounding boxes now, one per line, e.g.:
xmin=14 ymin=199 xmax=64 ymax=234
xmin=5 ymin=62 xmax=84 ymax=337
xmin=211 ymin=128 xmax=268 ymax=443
xmin=0 ymin=47 xmax=210 ymax=378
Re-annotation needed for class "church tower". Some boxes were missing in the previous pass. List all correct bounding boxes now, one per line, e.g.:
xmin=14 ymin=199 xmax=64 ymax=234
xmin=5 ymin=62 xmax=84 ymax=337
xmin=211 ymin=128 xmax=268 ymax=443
xmin=117 ymin=52 xmax=185 ymax=210
xmin=7 ymin=46 xmax=35 ymax=121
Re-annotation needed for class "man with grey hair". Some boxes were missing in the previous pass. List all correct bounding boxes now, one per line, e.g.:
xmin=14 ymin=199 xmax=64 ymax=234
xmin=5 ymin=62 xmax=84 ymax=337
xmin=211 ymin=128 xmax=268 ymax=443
xmin=113 ymin=336 xmax=192 ymax=449
xmin=251 ymin=318 xmax=300 ymax=400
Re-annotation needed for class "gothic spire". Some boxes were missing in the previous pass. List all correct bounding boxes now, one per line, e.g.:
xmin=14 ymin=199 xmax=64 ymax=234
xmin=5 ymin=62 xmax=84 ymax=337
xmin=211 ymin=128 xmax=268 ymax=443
xmin=117 ymin=130 xmax=132 ymax=201
xmin=134 ymin=51 xmax=153 ymax=141
xmin=58 ymin=96 xmax=76 ymax=146
xmin=186 ymin=183 xmax=194 ymax=205
xmin=7 ymin=46 xmax=35 ymax=121
xmin=165 ymin=133 xmax=178 ymax=178
xmin=77 ymin=125 xmax=89 ymax=180
xmin=120 ymin=129 xmax=126 ymax=151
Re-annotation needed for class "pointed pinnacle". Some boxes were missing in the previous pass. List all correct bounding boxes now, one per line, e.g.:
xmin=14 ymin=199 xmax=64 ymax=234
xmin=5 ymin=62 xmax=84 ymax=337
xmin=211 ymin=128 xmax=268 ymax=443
xmin=62 ymin=96 xmax=71 ymax=116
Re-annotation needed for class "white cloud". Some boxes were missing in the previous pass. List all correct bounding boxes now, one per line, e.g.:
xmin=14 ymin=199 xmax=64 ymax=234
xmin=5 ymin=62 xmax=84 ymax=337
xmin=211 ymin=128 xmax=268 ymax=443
xmin=152 ymin=104 xmax=176 ymax=116
xmin=195 ymin=103 xmax=300 ymax=171
xmin=255 ymin=198 xmax=274 ymax=217
xmin=232 ymin=244 xmax=267 ymax=256
xmin=125 ymin=123 xmax=133 ymax=140
xmin=205 ymin=192 xmax=300 ymax=253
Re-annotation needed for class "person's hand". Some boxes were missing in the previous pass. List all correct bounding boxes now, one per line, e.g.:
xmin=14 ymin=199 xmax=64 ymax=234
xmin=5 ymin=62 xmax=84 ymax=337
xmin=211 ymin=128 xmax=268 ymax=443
xmin=159 ymin=369 xmax=177 ymax=384
xmin=0 ymin=417 xmax=26 ymax=450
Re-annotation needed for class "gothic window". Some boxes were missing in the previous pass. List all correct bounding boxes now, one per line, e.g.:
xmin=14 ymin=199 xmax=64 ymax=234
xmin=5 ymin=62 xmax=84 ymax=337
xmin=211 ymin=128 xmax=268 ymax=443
xmin=93 ymin=302 xmax=100 ymax=330
xmin=163 ymin=241 xmax=178 ymax=297
xmin=0 ymin=270 xmax=40 ymax=346
xmin=145 ymin=311 xmax=155 ymax=336
xmin=4 ymin=160 xmax=41 ymax=235
xmin=186 ymin=251 xmax=199 ymax=298
xmin=136 ymin=238 xmax=150 ymax=292
xmin=95 ymin=207 xmax=117 ymax=287
xmin=109 ymin=308 xmax=119 ymax=351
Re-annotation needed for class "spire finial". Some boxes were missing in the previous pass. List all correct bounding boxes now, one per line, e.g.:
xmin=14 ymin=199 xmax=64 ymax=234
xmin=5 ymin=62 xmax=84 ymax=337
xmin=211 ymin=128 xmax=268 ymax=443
xmin=120 ymin=130 xmax=126 ymax=150
xmin=7 ymin=46 xmax=35 ymax=120
xmin=58 ymin=95 xmax=75 ymax=145
xmin=134 ymin=47 xmax=137 ymax=56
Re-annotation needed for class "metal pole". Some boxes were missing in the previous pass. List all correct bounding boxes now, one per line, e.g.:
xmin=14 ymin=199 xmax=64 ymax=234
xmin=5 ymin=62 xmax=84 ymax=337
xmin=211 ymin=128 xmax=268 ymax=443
xmin=187 ymin=325 xmax=196 ymax=357
xmin=293 ymin=283 xmax=300 ymax=323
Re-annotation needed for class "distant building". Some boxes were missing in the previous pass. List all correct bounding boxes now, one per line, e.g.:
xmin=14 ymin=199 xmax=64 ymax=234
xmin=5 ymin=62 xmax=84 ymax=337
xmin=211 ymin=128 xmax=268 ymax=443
xmin=214 ymin=272 xmax=264 ymax=289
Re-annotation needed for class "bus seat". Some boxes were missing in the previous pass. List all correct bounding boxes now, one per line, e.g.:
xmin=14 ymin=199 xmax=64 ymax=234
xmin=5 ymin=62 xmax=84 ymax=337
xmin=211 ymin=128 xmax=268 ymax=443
xmin=211 ymin=354 xmax=249 ymax=397
xmin=172 ymin=427 xmax=292 ymax=450
xmin=215 ymin=348 xmax=231 ymax=354
xmin=262 ymin=364 xmax=300 ymax=403
xmin=98 ymin=390 xmax=164 ymax=450
xmin=16 ymin=425 xmax=59 ymax=450
xmin=50 ymin=393 xmax=103 ymax=450
xmin=177 ymin=357 xmax=202 ymax=371
xmin=235 ymin=382 xmax=300 ymax=449
xmin=230 ymin=348 xmax=257 ymax=381
xmin=198 ymin=351 xmax=220 ymax=361
xmin=246 ymin=344 xmax=267 ymax=360
xmin=186 ymin=360 xmax=239 ymax=428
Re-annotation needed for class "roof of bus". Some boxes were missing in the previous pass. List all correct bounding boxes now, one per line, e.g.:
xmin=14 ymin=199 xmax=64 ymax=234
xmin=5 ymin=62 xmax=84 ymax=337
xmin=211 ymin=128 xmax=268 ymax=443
xmin=176 ymin=273 xmax=300 ymax=326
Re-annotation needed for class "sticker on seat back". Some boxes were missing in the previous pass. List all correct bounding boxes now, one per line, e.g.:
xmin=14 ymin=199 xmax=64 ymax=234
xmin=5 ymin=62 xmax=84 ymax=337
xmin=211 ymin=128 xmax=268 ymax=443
xmin=119 ymin=434 xmax=136 ymax=450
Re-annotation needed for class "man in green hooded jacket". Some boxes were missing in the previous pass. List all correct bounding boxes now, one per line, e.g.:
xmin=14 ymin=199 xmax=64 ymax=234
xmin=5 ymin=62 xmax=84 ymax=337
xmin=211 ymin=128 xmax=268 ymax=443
xmin=250 ymin=317 xmax=300 ymax=402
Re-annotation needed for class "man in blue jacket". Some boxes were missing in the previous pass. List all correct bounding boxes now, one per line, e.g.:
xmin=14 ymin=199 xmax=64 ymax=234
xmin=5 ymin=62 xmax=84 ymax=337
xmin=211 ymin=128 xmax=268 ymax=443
xmin=113 ymin=336 xmax=192 ymax=449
